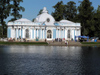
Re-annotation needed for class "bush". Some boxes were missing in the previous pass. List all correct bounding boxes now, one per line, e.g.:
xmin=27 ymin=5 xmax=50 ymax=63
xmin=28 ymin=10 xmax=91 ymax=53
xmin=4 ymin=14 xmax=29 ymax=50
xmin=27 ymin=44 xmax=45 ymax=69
xmin=0 ymin=35 xmax=7 ymax=38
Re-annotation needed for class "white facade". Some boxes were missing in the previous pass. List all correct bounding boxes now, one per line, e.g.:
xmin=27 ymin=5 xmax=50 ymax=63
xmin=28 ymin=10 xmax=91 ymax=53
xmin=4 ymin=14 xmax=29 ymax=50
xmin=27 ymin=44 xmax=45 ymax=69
xmin=7 ymin=7 xmax=81 ymax=41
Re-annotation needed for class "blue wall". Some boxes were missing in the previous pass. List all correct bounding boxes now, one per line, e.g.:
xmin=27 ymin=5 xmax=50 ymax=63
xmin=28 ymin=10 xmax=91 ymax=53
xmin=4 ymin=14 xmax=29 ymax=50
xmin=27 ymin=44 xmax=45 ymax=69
xmin=64 ymin=29 xmax=65 ymax=38
xmin=7 ymin=27 xmax=11 ymax=38
xmin=53 ymin=29 xmax=56 ymax=39
xmin=45 ymin=29 xmax=46 ymax=38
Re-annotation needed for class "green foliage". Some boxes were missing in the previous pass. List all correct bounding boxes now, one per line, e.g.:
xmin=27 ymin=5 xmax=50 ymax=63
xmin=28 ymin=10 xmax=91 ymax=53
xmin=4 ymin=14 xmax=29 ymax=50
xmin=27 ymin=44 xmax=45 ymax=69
xmin=0 ymin=0 xmax=25 ymax=36
xmin=37 ymin=9 xmax=42 ymax=16
xmin=52 ymin=0 xmax=100 ymax=38
xmin=0 ymin=42 xmax=48 ymax=45
xmin=32 ymin=18 xmax=35 ymax=22
xmin=93 ymin=5 xmax=100 ymax=37
xmin=52 ymin=1 xmax=77 ymax=22
xmin=10 ymin=0 xmax=25 ymax=21
xmin=78 ymin=0 xmax=94 ymax=36
xmin=0 ymin=0 xmax=11 ymax=35
xmin=64 ymin=1 xmax=77 ymax=22
xmin=0 ymin=26 xmax=3 ymax=35
xmin=52 ymin=1 xmax=64 ymax=21
xmin=81 ymin=42 xmax=100 ymax=44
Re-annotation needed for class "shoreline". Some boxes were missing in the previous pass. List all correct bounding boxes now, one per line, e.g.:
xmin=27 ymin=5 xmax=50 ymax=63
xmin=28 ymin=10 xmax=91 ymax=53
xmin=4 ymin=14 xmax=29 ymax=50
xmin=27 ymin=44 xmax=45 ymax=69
xmin=0 ymin=41 xmax=100 ymax=46
xmin=0 ymin=44 xmax=100 ymax=46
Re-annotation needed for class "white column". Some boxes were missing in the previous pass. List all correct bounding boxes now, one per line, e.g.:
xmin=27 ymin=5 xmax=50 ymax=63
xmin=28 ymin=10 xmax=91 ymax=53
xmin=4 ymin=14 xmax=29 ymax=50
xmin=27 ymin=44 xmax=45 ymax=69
xmin=23 ymin=28 xmax=25 ymax=38
xmin=59 ymin=29 xmax=61 ymax=38
xmin=10 ymin=28 xmax=12 ymax=38
xmin=40 ymin=29 xmax=42 ymax=39
xmin=14 ymin=29 xmax=16 ymax=38
xmin=59 ymin=29 xmax=60 ymax=38
xmin=21 ymin=28 xmax=23 ymax=38
xmin=41 ymin=29 xmax=43 ymax=39
xmin=58 ymin=29 xmax=60 ymax=38
xmin=34 ymin=28 xmax=36 ymax=39
xmin=61 ymin=29 xmax=63 ymax=39
xmin=20 ymin=28 xmax=21 ymax=37
xmin=65 ymin=29 xmax=67 ymax=40
xmin=15 ymin=29 xmax=17 ymax=39
xmin=37 ymin=29 xmax=38 ymax=38
xmin=43 ymin=29 xmax=44 ymax=39
xmin=17 ymin=28 xmax=18 ymax=38
xmin=75 ymin=28 xmax=76 ymax=36
xmin=70 ymin=29 xmax=72 ymax=39
xmin=20 ymin=28 xmax=22 ymax=38
xmin=39 ymin=28 xmax=40 ymax=39
xmin=57 ymin=29 xmax=58 ymax=38
xmin=62 ymin=29 xmax=64 ymax=38
xmin=63 ymin=28 xmax=65 ymax=38
xmin=56 ymin=29 xmax=58 ymax=38
xmin=30 ymin=28 xmax=32 ymax=39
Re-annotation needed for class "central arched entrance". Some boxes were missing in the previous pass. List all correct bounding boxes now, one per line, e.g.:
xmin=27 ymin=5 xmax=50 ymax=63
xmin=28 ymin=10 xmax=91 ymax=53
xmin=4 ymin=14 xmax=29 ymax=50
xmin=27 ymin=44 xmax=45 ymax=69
xmin=26 ymin=29 xmax=29 ymax=38
xmin=47 ymin=30 xmax=52 ymax=39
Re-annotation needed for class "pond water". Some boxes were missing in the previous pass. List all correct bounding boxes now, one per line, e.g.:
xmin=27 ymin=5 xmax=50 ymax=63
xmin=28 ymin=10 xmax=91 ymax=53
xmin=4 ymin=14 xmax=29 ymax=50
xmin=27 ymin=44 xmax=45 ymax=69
xmin=0 ymin=46 xmax=100 ymax=75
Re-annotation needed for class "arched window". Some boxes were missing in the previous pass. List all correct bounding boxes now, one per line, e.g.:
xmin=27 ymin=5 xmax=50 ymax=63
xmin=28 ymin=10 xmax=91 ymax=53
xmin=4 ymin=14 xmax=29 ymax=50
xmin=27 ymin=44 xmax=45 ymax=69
xmin=26 ymin=29 xmax=29 ymax=38
xmin=47 ymin=30 xmax=52 ymax=38
xmin=68 ymin=30 xmax=70 ymax=38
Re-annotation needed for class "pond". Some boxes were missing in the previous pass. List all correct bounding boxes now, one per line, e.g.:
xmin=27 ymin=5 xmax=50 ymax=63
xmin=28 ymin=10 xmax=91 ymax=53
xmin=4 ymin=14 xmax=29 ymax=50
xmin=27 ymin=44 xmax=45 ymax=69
xmin=0 ymin=46 xmax=100 ymax=75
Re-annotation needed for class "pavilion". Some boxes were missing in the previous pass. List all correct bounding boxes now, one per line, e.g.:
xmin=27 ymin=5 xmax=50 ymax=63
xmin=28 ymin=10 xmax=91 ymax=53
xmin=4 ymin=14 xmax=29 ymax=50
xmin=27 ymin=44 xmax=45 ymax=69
xmin=7 ymin=7 xmax=81 ymax=41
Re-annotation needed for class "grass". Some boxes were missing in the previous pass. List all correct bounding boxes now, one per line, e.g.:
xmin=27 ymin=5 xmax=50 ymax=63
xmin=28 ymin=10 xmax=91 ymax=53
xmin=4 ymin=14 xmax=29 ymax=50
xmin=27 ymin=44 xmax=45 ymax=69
xmin=0 ymin=41 xmax=48 ymax=45
xmin=81 ymin=42 xmax=100 ymax=44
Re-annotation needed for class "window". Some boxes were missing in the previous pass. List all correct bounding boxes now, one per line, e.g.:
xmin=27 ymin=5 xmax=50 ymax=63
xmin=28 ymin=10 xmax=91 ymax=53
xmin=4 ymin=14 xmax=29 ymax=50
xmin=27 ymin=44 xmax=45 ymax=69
xmin=68 ymin=30 xmax=70 ymax=38
xmin=47 ymin=30 xmax=52 ymax=38
xmin=47 ymin=18 xmax=50 ymax=22
xmin=26 ymin=29 xmax=29 ymax=38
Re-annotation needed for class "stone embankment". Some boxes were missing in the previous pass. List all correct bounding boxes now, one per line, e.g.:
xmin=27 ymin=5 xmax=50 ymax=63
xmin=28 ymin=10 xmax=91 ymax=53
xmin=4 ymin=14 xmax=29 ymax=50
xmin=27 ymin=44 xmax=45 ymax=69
xmin=47 ymin=41 xmax=82 ymax=46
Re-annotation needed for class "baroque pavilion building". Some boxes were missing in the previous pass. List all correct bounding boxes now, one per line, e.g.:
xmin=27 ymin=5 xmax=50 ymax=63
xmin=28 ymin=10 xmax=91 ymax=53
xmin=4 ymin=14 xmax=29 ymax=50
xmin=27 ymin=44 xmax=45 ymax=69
xmin=7 ymin=7 xmax=81 ymax=41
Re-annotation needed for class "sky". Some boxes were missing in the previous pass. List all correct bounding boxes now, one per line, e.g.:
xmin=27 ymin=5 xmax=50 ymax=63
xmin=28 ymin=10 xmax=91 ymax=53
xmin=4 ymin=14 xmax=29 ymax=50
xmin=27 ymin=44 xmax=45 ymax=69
xmin=5 ymin=0 xmax=100 ymax=24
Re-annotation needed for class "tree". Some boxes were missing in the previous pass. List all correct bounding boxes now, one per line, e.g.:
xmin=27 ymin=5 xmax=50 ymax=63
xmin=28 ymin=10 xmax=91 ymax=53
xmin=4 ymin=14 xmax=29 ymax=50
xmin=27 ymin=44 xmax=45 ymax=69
xmin=37 ymin=9 xmax=42 ymax=16
xmin=52 ymin=1 xmax=64 ymax=21
xmin=78 ymin=0 xmax=94 ymax=36
xmin=32 ymin=18 xmax=35 ymax=22
xmin=93 ymin=6 xmax=100 ymax=38
xmin=0 ymin=0 xmax=11 ymax=35
xmin=0 ymin=26 xmax=3 ymax=36
xmin=10 ymin=0 xmax=25 ymax=21
xmin=64 ymin=1 xmax=77 ymax=22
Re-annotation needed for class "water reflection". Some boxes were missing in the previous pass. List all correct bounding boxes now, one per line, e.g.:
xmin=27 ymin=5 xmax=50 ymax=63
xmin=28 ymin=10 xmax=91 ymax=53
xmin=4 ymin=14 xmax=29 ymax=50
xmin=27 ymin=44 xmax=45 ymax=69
xmin=0 ymin=46 xmax=100 ymax=75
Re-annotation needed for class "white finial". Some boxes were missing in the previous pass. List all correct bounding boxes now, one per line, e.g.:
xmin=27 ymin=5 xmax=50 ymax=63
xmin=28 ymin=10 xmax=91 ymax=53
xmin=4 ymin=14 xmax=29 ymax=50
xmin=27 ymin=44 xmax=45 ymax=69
xmin=42 ymin=7 xmax=48 ymax=13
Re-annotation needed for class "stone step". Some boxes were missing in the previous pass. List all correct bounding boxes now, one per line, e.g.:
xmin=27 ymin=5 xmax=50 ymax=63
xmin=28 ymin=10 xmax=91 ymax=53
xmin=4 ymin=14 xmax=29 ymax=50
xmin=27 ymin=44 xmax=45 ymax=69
xmin=48 ymin=41 xmax=82 ymax=46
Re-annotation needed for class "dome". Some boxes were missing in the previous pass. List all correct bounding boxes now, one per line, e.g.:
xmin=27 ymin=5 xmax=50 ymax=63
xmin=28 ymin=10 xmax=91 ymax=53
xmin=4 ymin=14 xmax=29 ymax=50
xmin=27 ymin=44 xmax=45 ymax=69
xmin=15 ymin=18 xmax=32 ymax=22
xmin=60 ymin=20 xmax=74 ymax=24
xmin=34 ymin=7 xmax=55 ymax=24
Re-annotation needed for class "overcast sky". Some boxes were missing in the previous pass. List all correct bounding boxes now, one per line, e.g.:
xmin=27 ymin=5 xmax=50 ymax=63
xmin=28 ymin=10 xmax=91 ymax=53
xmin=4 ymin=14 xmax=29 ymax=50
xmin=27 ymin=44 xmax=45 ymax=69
xmin=5 ymin=0 xmax=100 ymax=23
